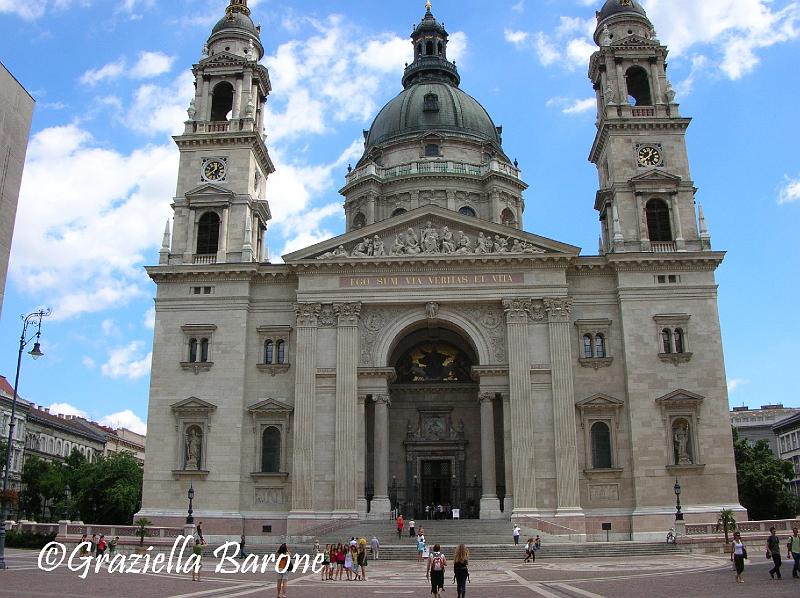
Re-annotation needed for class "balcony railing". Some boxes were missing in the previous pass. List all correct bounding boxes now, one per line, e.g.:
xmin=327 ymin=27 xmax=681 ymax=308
xmin=346 ymin=159 xmax=520 ymax=185
xmin=651 ymin=242 xmax=676 ymax=253
xmin=193 ymin=254 xmax=217 ymax=265
xmin=631 ymin=107 xmax=656 ymax=117
xmin=206 ymin=121 xmax=230 ymax=132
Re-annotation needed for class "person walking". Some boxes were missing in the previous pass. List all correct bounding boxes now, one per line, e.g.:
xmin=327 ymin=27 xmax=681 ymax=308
xmin=410 ymin=518 xmax=416 ymax=537
xmin=534 ymin=535 xmax=541 ymax=550
xmin=731 ymin=531 xmax=747 ymax=584
xmin=789 ymin=527 xmax=800 ymax=578
xmin=275 ymin=543 xmax=291 ymax=598
xmin=512 ymin=525 xmax=521 ymax=546
xmin=90 ymin=534 xmax=97 ymax=557
xmin=426 ymin=543 xmax=447 ymax=598
xmin=321 ymin=545 xmax=330 ymax=581
xmin=396 ymin=514 xmax=405 ymax=539
xmin=109 ymin=536 xmax=118 ymax=556
xmin=238 ymin=534 xmax=248 ymax=559
xmin=370 ymin=535 xmax=380 ymax=560
xmin=196 ymin=521 xmax=205 ymax=544
xmin=524 ymin=538 xmax=535 ymax=563
xmin=357 ymin=544 xmax=368 ymax=581
xmin=96 ymin=535 xmax=107 ymax=559
xmin=190 ymin=538 xmax=203 ymax=582
xmin=767 ymin=527 xmax=782 ymax=579
xmin=417 ymin=534 xmax=426 ymax=563
xmin=453 ymin=543 xmax=470 ymax=598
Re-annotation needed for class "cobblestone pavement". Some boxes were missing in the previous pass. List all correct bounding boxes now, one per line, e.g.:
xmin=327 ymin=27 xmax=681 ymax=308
xmin=2 ymin=549 xmax=800 ymax=597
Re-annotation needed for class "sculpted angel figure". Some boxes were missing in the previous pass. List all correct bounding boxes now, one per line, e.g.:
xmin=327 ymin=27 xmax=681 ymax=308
xmin=454 ymin=231 xmax=473 ymax=254
xmin=440 ymin=226 xmax=455 ymax=253
xmin=317 ymin=244 xmax=348 ymax=259
xmin=405 ymin=228 xmax=422 ymax=254
xmin=373 ymin=235 xmax=386 ymax=257
xmin=391 ymin=234 xmax=406 ymax=256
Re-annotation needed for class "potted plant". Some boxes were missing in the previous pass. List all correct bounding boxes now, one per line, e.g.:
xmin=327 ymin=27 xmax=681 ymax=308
xmin=134 ymin=518 xmax=152 ymax=554
xmin=717 ymin=509 xmax=737 ymax=545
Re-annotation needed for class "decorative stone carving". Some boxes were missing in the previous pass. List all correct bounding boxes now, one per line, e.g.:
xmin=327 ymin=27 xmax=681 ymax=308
xmin=605 ymin=81 xmax=616 ymax=106
xmin=187 ymin=99 xmax=196 ymax=120
xmin=588 ymin=484 xmax=619 ymax=502
xmin=600 ymin=25 xmax=612 ymax=46
xmin=426 ymin=302 xmax=439 ymax=320
xmin=673 ymin=421 xmax=692 ymax=465
xmin=334 ymin=302 xmax=362 ymax=325
xmin=544 ymin=297 xmax=573 ymax=323
xmin=294 ymin=303 xmax=321 ymax=327
xmin=503 ymin=298 xmax=532 ymax=324
xmin=315 ymin=223 xmax=544 ymax=259
xmin=665 ymin=81 xmax=676 ymax=104
xmin=358 ymin=307 xmax=406 ymax=366
xmin=185 ymin=426 xmax=203 ymax=470
xmin=318 ymin=304 xmax=337 ymax=328
xmin=255 ymin=487 xmax=284 ymax=505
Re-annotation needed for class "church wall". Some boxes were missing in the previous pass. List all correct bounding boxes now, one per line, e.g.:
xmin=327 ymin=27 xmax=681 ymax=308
xmin=531 ymin=376 xmax=557 ymax=512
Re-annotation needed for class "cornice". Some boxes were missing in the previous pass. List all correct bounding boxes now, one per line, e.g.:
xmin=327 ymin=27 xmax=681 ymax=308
xmin=590 ymin=118 xmax=692 ymax=164
xmin=607 ymin=252 xmax=725 ymax=272
xmin=173 ymin=130 xmax=275 ymax=175
xmin=289 ymin=253 xmax=575 ymax=273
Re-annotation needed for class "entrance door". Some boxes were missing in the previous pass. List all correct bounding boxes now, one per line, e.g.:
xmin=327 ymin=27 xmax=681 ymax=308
xmin=420 ymin=460 xmax=452 ymax=513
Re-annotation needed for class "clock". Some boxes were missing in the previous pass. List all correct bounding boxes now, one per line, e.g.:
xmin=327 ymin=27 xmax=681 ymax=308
xmin=637 ymin=145 xmax=663 ymax=167
xmin=202 ymin=159 xmax=227 ymax=181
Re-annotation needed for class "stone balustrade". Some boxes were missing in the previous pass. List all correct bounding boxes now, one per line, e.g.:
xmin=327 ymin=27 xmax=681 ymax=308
xmin=345 ymin=159 xmax=521 ymax=186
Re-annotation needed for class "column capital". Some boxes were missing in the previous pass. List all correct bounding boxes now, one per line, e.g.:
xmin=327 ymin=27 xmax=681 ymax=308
xmin=294 ymin=302 xmax=321 ymax=327
xmin=372 ymin=394 xmax=391 ymax=407
xmin=503 ymin=298 xmax=544 ymax=324
xmin=479 ymin=391 xmax=495 ymax=404
xmin=334 ymin=302 xmax=362 ymax=326
xmin=544 ymin=297 xmax=573 ymax=323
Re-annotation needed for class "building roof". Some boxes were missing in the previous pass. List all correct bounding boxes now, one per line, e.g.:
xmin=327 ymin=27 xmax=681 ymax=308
xmin=0 ymin=375 xmax=15 ymax=398
xmin=773 ymin=412 xmax=800 ymax=434
xmin=597 ymin=0 xmax=648 ymax=23
xmin=26 ymin=407 xmax=106 ymax=443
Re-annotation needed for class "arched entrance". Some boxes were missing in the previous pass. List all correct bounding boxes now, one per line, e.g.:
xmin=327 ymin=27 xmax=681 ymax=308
xmin=382 ymin=326 xmax=484 ymax=519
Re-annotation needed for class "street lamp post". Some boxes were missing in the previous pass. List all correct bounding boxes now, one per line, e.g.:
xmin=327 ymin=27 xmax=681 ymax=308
xmin=674 ymin=478 xmax=684 ymax=521
xmin=0 ymin=308 xmax=51 ymax=571
xmin=186 ymin=484 xmax=195 ymax=524
xmin=63 ymin=484 xmax=71 ymax=521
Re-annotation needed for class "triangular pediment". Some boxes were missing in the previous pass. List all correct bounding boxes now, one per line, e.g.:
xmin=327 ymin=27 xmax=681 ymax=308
xmin=612 ymin=34 xmax=659 ymax=48
xmin=171 ymin=397 xmax=218 ymax=414
xmin=248 ymin=398 xmax=293 ymax=414
xmin=655 ymin=389 xmax=705 ymax=406
xmin=630 ymin=170 xmax=682 ymax=183
xmin=283 ymin=205 xmax=580 ymax=262
xmin=185 ymin=183 xmax=235 ymax=207
xmin=199 ymin=51 xmax=248 ymax=66
xmin=576 ymin=393 xmax=625 ymax=410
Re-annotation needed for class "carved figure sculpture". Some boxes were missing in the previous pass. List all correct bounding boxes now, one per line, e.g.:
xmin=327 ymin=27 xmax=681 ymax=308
xmin=201 ymin=43 xmax=210 ymax=57
xmin=673 ymin=423 xmax=692 ymax=465
xmin=373 ymin=235 xmax=386 ymax=257
xmin=426 ymin=302 xmax=439 ymax=319
xmin=351 ymin=238 xmax=370 ymax=257
xmin=454 ymin=231 xmax=472 ymax=254
xmin=317 ymin=245 xmax=348 ymax=260
xmin=185 ymin=427 xmax=202 ymax=470
xmin=665 ymin=81 xmax=676 ymax=104
xmin=494 ymin=236 xmax=509 ymax=253
xmin=605 ymin=82 xmax=616 ymax=106
xmin=405 ymin=228 xmax=422 ymax=254
xmin=511 ymin=239 xmax=523 ymax=253
xmin=423 ymin=226 xmax=440 ymax=253
xmin=187 ymin=99 xmax=197 ymax=120
xmin=600 ymin=25 xmax=612 ymax=46
xmin=476 ymin=232 xmax=490 ymax=254
xmin=391 ymin=234 xmax=406 ymax=256
xmin=440 ymin=227 xmax=455 ymax=253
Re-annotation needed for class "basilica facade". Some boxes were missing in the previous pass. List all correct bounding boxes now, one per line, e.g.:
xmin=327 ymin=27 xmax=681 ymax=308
xmin=139 ymin=0 xmax=742 ymax=541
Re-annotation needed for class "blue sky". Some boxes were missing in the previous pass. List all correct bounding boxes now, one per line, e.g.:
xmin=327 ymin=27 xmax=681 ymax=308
xmin=0 ymin=0 xmax=798 ymax=433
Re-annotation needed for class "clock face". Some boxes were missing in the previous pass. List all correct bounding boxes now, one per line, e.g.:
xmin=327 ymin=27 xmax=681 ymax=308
xmin=637 ymin=145 xmax=662 ymax=167
xmin=203 ymin=159 xmax=226 ymax=181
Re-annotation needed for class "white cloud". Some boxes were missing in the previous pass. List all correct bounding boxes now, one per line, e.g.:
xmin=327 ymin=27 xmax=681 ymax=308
xmin=126 ymin=71 xmax=195 ymax=136
xmin=99 ymin=409 xmax=147 ymax=434
xmin=80 ymin=60 xmax=126 ymax=86
xmin=143 ymin=306 xmax=155 ymax=329
xmin=130 ymin=51 xmax=175 ymax=79
xmin=82 ymin=356 xmax=96 ymax=370
xmin=562 ymin=97 xmax=596 ymax=114
xmin=47 ymin=402 xmax=88 ymax=418
xmin=512 ymin=1 xmax=525 ymax=14
xmin=101 ymin=318 xmax=118 ymax=337
xmin=727 ymin=378 xmax=748 ymax=393
xmin=504 ymin=29 xmax=529 ymax=45
xmin=507 ymin=17 xmax=595 ymax=69
xmin=779 ymin=174 xmax=800 ymax=205
xmin=0 ymin=0 xmax=83 ymax=20
xmin=10 ymin=124 xmax=176 ymax=319
xmin=100 ymin=341 xmax=152 ymax=380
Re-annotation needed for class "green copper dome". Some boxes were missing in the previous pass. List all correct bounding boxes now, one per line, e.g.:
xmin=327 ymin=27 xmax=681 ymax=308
xmin=597 ymin=0 xmax=647 ymax=23
xmin=364 ymin=82 xmax=501 ymax=150
xmin=211 ymin=12 xmax=259 ymax=37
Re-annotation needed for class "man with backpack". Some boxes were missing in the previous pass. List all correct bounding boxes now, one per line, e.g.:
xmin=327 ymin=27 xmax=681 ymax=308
xmin=426 ymin=543 xmax=447 ymax=597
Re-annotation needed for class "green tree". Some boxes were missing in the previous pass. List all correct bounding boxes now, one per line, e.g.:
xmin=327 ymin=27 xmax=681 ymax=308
xmin=73 ymin=453 xmax=143 ymax=524
xmin=0 ymin=439 xmax=7 ymax=471
xmin=734 ymin=430 xmax=799 ymax=520
xmin=20 ymin=456 xmax=50 ymax=519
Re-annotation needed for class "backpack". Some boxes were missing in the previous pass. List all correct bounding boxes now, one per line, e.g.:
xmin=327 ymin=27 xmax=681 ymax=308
xmin=432 ymin=552 xmax=444 ymax=571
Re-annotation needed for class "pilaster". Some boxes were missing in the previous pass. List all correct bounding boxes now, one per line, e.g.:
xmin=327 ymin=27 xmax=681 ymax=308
xmin=371 ymin=394 xmax=392 ymax=518
xmin=503 ymin=298 xmax=539 ymax=516
xmin=290 ymin=303 xmax=321 ymax=514
xmin=544 ymin=298 xmax=583 ymax=518
xmin=333 ymin=302 xmax=361 ymax=515
xmin=479 ymin=391 xmax=502 ymax=519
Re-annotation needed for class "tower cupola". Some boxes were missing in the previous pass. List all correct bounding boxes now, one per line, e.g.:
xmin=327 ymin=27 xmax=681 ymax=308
xmin=207 ymin=0 xmax=264 ymax=61
xmin=403 ymin=1 xmax=460 ymax=89
xmin=594 ymin=0 xmax=654 ymax=46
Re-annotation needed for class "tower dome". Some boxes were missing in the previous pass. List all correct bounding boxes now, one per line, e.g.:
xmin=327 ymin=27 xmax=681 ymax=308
xmin=207 ymin=0 xmax=264 ymax=60
xmin=596 ymin=0 xmax=647 ymax=23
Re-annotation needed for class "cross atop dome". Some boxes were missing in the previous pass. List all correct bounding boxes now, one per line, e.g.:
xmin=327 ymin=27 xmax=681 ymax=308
xmin=426 ymin=0 xmax=433 ymax=12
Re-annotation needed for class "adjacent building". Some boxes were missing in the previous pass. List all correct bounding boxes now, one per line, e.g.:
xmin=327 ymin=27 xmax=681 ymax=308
xmin=0 ymin=62 xmax=35 ymax=318
xmin=24 ymin=406 xmax=105 ymax=465
xmin=140 ymin=0 xmax=741 ymax=541
xmin=773 ymin=414 xmax=800 ymax=497
xmin=0 ymin=375 xmax=30 ymax=491
xmin=731 ymin=404 xmax=800 ymax=456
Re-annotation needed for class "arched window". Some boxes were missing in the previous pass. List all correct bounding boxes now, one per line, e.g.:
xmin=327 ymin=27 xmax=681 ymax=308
xmin=352 ymin=212 xmax=366 ymax=229
xmin=265 ymin=340 xmax=274 ymax=364
xmin=674 ymin=328 xmax=685 ymax=354
xmin=276 ymin=340 xmax=286 ymax=364
xmin=196 ymin=212 xmax=221 ymax=255
xmin=591 ymin=422 xmax=612 ymax=469
xmin=459 ymin=206 xmax=476 ymax=218
xmin=625 ymin=66 xmax=652 ymax=106
xmin=423 ymin=93 xmax=439 ymax=112
xmin=210 ymin=81 xmax=234 ymax=121
xmin=583 ymin=335 xmax=593 ymax=359
xmin=501 ymin=208 xmax=516 ymax=227
xmin=189 ymin=338 xmax=198 ymax=363
xmin=425 ymin=41 xmax=434 ymax=55
xmin=662 ymin=329 xmax=673 ymax=354
xmin=425 ymin=143 xmax=440 ymax=156
xmin=417 ymin=43 xmax=423 ymax=58
xmin=56 ymin=440 xmax=62 ymax=455
xmin=392 ymin=208 xmax=407 ymax=217
xmin=200 ymin=338 xmax=209 ymax=363
xmin=261 ymin=427 xmax=281 ymax=473
xmin=645 ymin=199 xmax=672 ymax=242
xmin=437 ymin=41 xmax=443 ymax=55
xmin=594 ymin=334 xmax=606 ymax=359
xmin=48 ymin=438 xmax=54 ymax=454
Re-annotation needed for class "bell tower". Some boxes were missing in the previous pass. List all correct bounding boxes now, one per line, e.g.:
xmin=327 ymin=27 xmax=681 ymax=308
xmin=588 ymin=0 xmax=711 ymax=254
xmin=163 ymin=0 xmax=274 ymax=266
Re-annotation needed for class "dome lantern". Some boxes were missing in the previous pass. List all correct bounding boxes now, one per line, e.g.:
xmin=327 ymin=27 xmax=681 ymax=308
xmin=403 ymin=1 xmax=460 ymax=89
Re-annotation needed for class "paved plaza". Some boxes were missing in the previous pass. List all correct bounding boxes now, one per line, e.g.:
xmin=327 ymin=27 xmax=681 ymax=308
xmin=2 ymin=549 xmax=800 ymax=597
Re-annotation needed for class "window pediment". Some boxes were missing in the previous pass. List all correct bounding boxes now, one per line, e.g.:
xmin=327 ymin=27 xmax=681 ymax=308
xmin=185 ymin=183 xmax=235 ymax=207
xmin=248 ymin=399 xmax=293 ymax=417
xmin=655 ymin=389 xmax=704 ymax=410
xmin=576 ymin=393 xmax=624 ymax=413
xmin=171 ymin=397 xmax=218 ymax=416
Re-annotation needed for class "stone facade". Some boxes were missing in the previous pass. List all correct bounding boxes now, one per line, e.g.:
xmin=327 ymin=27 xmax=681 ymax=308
xmin=139 ymin=0 xmax=741 ymax=541
xmin=0 ymin=63 xmax=35 ymax=318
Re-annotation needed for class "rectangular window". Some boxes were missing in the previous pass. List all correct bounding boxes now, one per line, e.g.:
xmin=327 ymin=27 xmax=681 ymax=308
xmin=425 ymin=143 xmax=440 ymax=157
xmin=657 ymin=275 xmax=666 ymax=284
xmin=668 ymin=275 xmax=679 ymax=283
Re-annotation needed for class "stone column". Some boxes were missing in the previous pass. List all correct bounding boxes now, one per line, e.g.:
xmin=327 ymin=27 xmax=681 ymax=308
xmin=615 ymin=58 xmax=626 ymax=108
xmin=333 ymin=302 xmax=361 ymax=515
xmin=479 ymin=392 xmax=502 ymax=518
xmin=503 ymin=298 xmax=539 ymax=515
xmin=544 ymin=298 xmax=583 ymax=518
xmin=290 ymin=303 xmax=321 ymax=514
xmin=200 ymin=75 xmax=211 ymax=121
xmin=649 ymin=58 xmax=662 ymax=104
xmin=232 ymin=74 xmax=243 ymax=120
xmin=502 ymin=394 xmax=514 ymax=513
xmin=217 ymin=207 xmax=229 ymax=263
xmin=671 ymin=192 xmax=685 ymax=250
xmin=371 ymin=394 xmax=392 ymax=517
